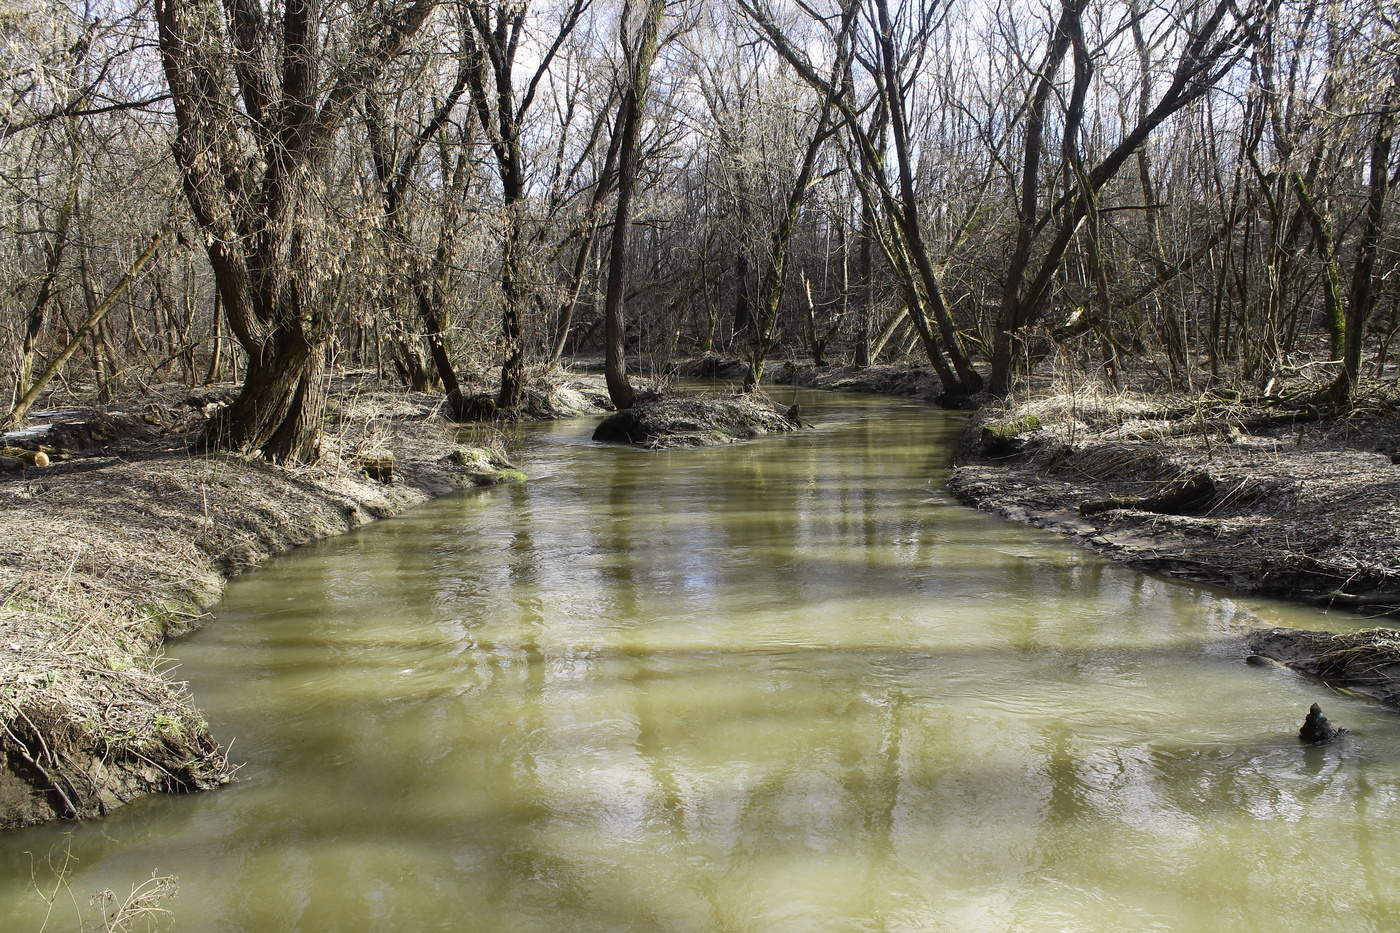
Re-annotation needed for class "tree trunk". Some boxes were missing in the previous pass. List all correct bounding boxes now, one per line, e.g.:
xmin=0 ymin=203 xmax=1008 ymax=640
xmin=853 ymin=208 xmax=871 ymax=368
xmin=744 ymin=73 xmax=841 ymax=391
xmin=204 ymin=292 xmax=223 ymax=385
xmin=201 ymin=329 xmax=327 ymax=462
xmin=732 ymin=250 xmax=752 ymax=340
xmin=497 ymin=210 xmax=527 ymax=409
xmin=602 ymin=0 xmax=666 ymax=410
xmin=155 ymin=0 xmax=437 ymax=462
xmin=6 ymin=218 xmax=169 ymax=426
xmin=1329 ymin=83 xmax=1395 ymax=404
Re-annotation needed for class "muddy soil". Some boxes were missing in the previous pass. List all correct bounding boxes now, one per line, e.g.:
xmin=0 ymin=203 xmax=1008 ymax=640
xmin=592 ymin=391 xmax=802 ymax=449
xmin=1247 ymin=627 xmax=1400 ymax=709
xmin=0 ymin=371 xmax=603 ymax=831
xmin=946 ymin=386 xmax=1400 ymax=705
xmin=947 ymin=389 xmax=1400 ymax=615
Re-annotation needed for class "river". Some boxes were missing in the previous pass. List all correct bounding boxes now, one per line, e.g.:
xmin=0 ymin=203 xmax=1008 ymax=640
xmin=3 ymin=388 xmax=1398 ymax=931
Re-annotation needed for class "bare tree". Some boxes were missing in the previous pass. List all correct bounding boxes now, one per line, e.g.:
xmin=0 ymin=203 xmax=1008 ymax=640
xmin=602 ymin=0 xmax=669 ymax=409
xmin=154 ymin=0 xmax=438 ymax=460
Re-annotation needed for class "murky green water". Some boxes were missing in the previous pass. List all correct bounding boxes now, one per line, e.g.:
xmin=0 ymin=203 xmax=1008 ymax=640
xmin=4 ymin=389 xmax=1400 ymax=931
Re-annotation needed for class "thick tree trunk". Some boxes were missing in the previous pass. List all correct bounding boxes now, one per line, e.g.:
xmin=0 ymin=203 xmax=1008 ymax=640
xmin=155 ymin=0 xmax=437 ymax=462
xmin=871 ymin=0 xmax=981 ymax=393
xmin=497 ymin=215 xmax=527 ymax=409
xmin=393 ymin=342 xmax=438 ymax=393
xmin=201 ymin=329 xmax=326 ymax=462
xmin=603 ymin=142 xmax=640 ymax=409
xmin=1329 ymin=87 xmax=1395 ymax=404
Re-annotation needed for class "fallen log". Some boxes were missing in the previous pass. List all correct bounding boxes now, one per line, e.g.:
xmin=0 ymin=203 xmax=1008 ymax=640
xmin=1079 ymin=472 xmax=1216 ymax=516
xmin=0 ymin=446 xmax=50 ymax=467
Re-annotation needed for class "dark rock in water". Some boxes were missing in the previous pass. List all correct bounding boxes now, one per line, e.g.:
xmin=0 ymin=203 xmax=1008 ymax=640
xmin=1299 ymin=703 xmax=1347 ymax=744
xmin=784 ymin=403 xmax=811 ymax=428
xmin=1244 ymin=654 xmax=1271 ymax=666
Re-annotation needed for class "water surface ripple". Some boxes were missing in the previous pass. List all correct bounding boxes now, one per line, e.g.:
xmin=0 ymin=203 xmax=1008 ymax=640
xmin=4 ymin=390 xmax=1397 ymax=931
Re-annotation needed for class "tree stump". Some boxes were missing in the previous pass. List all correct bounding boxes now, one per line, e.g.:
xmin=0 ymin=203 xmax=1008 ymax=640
xmin=1299 ymin=703 xmax=1347 ymax=744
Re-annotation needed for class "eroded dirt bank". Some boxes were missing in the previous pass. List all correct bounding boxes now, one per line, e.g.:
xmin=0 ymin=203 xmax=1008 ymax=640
xmin=1246 ymin=627 xmax=1400 ymax=709
xmin=1 ymin=372 xmax=607 ymax=831
xmin=569 ymin=355 xmax=946 ymax=403
xmin=592 ymin=391 xmax=802 ymax=448
xmin=947 ymin=388 xmax=1400 ymax=615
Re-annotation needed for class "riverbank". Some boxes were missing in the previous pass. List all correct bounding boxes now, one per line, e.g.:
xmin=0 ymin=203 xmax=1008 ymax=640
xmin=671 ymin=355 xmax=948 ymax=403
xmin=616 ymin=354 xmax=1400 ymax=698
xmin=0 ymin=371 xmax=608 ymax=831
xmin=946 ymin=385 xmax=1400 ymax=616
xmin=14 ymin=382 xmax=1395 ymax=932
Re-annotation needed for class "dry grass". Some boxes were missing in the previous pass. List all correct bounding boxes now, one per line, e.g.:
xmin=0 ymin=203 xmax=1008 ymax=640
xmin=952 ymin=377 xmax=1400 ymax=615
xmin=1311 ymin=631 xmax=1400 ymax=682
xmin=23 ymin=835 xmax=177 ymax=932
xmin=0 ymin=372 xmax=567 ymax=831
xmin=1247 ymin=626 xmax=1400 ymax=707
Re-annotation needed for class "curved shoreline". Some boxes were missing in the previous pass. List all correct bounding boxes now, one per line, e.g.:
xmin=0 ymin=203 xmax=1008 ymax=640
xmin=9 ymin=359 xmax=1397 ymax=831
xmin=653 ymin=356 xmax=1400 ymax=703
xmin=945 ymin=402 xmax=1400 ymax=619
xmin=0 ymin=376 xmax=606 ymax=831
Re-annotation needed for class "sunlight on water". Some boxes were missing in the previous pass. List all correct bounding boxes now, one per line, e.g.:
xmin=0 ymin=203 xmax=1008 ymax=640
xmin=4 ymin=389 xmax=1398 ymax=931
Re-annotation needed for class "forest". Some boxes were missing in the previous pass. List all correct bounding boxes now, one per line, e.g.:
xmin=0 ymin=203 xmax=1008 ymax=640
xmin=3 ymin=0 xmax=1400 ymax=929
xmin=4 ymin=0 xmax=1395 ymax=445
